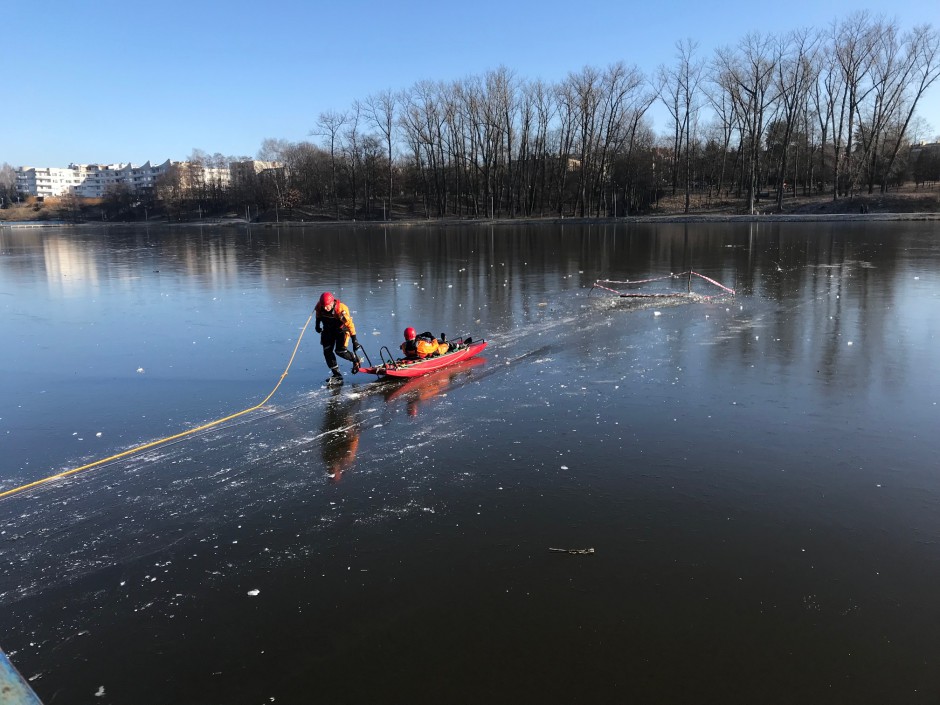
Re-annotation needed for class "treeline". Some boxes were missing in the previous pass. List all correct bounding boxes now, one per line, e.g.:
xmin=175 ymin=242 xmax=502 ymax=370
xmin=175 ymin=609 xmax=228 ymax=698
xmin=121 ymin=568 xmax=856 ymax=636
xmin=110 ymin=13 xmax=940 ymax=221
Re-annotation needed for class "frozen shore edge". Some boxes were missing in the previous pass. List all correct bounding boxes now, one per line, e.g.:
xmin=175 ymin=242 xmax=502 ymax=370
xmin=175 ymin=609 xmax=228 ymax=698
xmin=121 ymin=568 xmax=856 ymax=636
xmin=4 ymin=211 xmax=940 ymax=228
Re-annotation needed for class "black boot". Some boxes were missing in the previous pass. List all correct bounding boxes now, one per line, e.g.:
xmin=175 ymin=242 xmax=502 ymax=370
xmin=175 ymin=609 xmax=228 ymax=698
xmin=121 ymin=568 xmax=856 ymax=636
xmin=328 ymin=367 xmax=343 ymax=385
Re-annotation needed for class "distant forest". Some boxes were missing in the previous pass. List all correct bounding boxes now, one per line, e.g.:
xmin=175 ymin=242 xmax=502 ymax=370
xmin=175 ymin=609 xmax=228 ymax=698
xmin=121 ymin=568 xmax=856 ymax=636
xmin=9 ymin=11 xmax=940 ymax=222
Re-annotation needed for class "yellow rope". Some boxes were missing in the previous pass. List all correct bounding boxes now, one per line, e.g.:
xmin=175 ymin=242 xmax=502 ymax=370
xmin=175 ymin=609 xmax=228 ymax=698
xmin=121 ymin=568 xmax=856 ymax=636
xmin=0 ymin=314 xmax=314 ymax=501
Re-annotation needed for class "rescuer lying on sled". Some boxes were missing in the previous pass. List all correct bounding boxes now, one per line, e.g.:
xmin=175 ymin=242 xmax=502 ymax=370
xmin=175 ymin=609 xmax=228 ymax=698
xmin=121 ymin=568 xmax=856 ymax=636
xmin=400 ymin=327 xmax=456 ymax=359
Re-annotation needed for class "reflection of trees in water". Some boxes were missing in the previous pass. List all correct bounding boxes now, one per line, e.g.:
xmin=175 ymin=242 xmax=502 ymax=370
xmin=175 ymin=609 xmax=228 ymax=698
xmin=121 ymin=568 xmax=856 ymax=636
xmin=320 ymin=389 xmax=362 ymax=483
xmin=4 ymin=223 xmax=923 ymax=398
xmin=713 ymin=224 xmax=908 ymax=395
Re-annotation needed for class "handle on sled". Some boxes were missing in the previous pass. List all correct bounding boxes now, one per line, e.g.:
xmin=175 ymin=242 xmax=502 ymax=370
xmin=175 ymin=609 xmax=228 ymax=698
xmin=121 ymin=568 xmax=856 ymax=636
xmin=353 ymin=344 xmax=373 ymax=373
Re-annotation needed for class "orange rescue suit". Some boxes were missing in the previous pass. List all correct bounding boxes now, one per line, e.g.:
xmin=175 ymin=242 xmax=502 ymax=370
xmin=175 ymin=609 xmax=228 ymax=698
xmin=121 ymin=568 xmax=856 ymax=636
xmin=401 ymin=335 xmax=448 ymax=359
xmin=315 ymin=299 xmax=356 ymax=346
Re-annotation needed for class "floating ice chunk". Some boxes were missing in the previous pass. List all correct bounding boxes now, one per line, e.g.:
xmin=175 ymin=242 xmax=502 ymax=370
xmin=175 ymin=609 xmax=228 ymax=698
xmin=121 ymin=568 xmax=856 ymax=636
xmin=654 ymin=311 xmax=661 ymax=317
xmin=847 ymin=341 xmax=853 ymax=346
xmin=136 ymin=367 xmax=145 ymax=373
xmin=96 ymin=432 xmax=102 ymax=438
xmin=561 ymin=465 xmax=569 ymax=470
xmin=95 ymin=686 xmax=106 ymax=697
xmin=247 ymin=589 xmax=260 ymax=596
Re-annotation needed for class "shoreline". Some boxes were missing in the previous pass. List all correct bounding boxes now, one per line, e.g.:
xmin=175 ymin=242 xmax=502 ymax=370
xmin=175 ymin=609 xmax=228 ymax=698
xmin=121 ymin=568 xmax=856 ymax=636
xmin=3 ymin=211 xmax=940 ymax=229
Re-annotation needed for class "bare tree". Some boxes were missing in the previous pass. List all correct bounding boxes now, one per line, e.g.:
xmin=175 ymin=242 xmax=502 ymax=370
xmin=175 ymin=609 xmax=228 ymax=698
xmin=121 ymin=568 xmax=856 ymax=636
xmin=868 ymin=24 xmax=940 ymax=191
xmin=344 ymin=103 xmax=365 ymax=217
xmin=715 ymin=33 xmax=779 ymax=214
xmin=257 ymin=138 xmax=290 ymax=162
xmin=0 ymin=163 xmax=16 ymax=208
xmin=772 ymin=28 xmax=820 ymax=208
xmin=313 ymin=110 xmax=348 ymax=219
xmin=832 ymin=12 xmax=879 ymax=197
xmin=810 ymin=41 xmax=841 ymax=195
xmin=704 ymin=68 xmax=741 ymax=199
xmin=363 ymin=89 xmax=398 ymax=218
xmin=659 ymin=40 xmax=705 ymax=212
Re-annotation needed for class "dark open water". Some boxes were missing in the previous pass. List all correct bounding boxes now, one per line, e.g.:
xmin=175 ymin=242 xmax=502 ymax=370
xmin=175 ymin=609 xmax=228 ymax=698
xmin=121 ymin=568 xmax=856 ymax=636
xmin=1 ymin=222 xmax=939 ymax=704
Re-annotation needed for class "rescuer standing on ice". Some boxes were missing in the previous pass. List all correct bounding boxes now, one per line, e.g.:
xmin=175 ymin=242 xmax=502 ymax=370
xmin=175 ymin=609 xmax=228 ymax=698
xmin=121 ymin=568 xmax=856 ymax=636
xmin=314 ymin=291 xmax=361 ymax=384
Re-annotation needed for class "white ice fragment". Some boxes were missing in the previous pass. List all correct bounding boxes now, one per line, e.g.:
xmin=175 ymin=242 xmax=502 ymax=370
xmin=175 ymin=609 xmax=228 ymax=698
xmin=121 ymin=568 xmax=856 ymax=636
xmin=914 ymin=276 xmax=920 ymax=280
xmin=95 ymin=686 xmax=106 ymax=697
xmin=247 ymin=589 xmax=260 ymax=596
xmin=653 ymin=311 xmax=661 ymax=317
xmin=136 ymin=367 xmax=145 ymax=373
xmin=847 ymin=341 xmax=853 ymax=346
xmin=561 ymin=465 xmax=569 ymax=470
xmin=96 ymin=432 xmax=102 ymax=438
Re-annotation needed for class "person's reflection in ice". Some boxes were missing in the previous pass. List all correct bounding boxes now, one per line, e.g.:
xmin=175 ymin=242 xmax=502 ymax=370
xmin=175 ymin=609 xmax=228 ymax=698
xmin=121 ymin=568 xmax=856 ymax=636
xmin=320 ymin=388 xmax=362 ymax=483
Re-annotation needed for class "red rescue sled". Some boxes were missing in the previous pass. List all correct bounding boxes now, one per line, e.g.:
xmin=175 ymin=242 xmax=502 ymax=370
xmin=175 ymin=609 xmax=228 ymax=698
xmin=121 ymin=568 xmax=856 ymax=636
xmin=358 ymin=339 xmax=487 ymax=379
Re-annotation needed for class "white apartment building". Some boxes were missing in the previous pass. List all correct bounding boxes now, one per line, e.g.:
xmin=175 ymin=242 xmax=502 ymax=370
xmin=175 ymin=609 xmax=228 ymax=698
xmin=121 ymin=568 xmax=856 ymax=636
xmin=71 ymin=160 xmax=174 ymax=198
xmin=15 ymin=160 xmax=231 ymax=198
xmin=14 ymin=166 xmax=84 ymax=198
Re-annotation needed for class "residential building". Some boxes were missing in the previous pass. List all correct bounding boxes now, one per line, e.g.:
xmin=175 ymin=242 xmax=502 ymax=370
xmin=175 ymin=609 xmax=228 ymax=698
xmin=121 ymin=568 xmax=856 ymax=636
xmin=15 ymin=166 xmax=83 ymax=198
xmin=14 ymin=160 xmax=230 ymax=198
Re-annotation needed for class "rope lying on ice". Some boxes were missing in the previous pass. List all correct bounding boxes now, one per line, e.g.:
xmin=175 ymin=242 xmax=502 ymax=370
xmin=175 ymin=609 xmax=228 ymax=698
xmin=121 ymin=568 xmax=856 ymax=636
xmin=591 ymin=271 xmax=735 ymax=298
xmin=0 ymin=315 xmax=314 ymax=501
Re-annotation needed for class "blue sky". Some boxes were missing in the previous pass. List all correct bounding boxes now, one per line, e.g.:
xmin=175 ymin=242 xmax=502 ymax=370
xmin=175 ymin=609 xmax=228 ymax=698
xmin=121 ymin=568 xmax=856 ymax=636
xmin=3 ymin=0 xmax=939 ymax=167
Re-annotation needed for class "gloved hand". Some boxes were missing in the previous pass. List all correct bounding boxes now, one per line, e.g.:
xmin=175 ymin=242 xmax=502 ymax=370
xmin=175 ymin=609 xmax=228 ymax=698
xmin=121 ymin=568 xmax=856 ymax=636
xmin=351 ymin=335 xmax=360 ymax=350
xmin=315 ymin=320 xmax=322 ymax=333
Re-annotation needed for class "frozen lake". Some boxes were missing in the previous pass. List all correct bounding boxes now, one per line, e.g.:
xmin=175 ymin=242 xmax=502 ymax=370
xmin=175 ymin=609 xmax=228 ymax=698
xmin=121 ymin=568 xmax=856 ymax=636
xmin=2 ymin=221 xmax=940 ymax=703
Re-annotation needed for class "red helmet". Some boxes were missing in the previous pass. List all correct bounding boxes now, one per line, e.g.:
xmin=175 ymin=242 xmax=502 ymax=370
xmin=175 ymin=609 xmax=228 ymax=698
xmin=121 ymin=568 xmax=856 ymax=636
xmin=404 ymin=327 xmax=416 ymax=341
xmin=319 ymin=291 xmax=335 ymax=307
